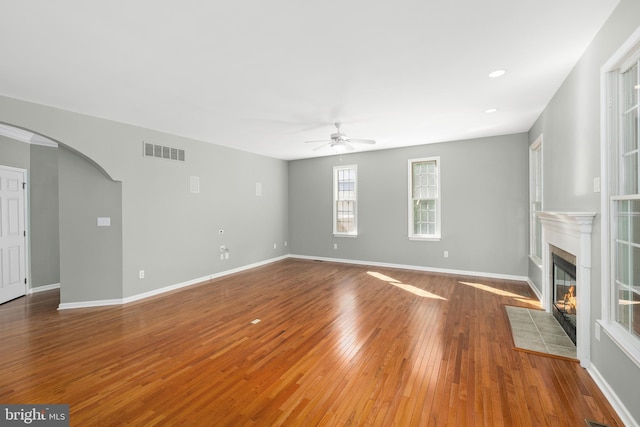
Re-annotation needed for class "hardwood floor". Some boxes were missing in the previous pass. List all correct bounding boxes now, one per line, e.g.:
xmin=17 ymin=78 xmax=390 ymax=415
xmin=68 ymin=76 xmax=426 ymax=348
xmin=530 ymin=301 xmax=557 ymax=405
xmin=0 ymin=259 xmax=622 ymax=426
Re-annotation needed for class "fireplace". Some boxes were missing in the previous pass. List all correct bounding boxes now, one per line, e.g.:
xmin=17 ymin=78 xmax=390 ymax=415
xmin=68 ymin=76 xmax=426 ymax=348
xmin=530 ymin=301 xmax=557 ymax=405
xmin=552 ymin=253 xmax=577 ymax=344
xmin=536 ymin=211 xmax=595 ymax=368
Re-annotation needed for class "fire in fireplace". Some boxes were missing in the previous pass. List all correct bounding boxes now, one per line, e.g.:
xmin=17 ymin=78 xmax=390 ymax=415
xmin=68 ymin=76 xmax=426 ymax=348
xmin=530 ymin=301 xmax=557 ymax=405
xmin=552 ymin=253 xmax=577 ymax=345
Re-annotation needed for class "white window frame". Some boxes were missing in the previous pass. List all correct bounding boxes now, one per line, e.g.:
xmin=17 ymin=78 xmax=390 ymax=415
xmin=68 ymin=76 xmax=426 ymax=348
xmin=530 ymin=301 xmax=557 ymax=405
xmin=408 ymin=156 xmax=441 ymax=241
xmin=529 ymin=135 xmax=543 ymax=266
xmin=333 ymin=164 xmax=358 ymax=237
xmin=600 ymin=24 xmax=640 ymax=367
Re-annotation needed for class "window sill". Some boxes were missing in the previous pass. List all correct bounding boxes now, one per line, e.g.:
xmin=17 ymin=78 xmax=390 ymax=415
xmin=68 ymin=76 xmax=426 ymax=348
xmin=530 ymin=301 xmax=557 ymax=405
xmin=333 ymin=233 xmax=358 ymax=238
xmin=598 ymin=320 xmax=640 ymax=369
xmin=409 ymin=235 xmax=441 ymax=242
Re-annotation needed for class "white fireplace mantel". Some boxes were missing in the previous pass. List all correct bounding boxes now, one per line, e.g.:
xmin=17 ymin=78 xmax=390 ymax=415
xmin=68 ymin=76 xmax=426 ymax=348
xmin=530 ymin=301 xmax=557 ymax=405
xmin=536 ymin=211 xmax=596 ymax=368
xmin=537 ymin=211 xmax=597 ymax=236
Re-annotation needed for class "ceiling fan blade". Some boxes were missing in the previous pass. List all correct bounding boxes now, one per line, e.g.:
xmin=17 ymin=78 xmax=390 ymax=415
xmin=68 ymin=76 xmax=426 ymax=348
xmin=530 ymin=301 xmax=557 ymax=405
xmin=305 ymin=139 xmax=332 ymax=144
xmin=347 ymin=139 xmax=376 ymax=145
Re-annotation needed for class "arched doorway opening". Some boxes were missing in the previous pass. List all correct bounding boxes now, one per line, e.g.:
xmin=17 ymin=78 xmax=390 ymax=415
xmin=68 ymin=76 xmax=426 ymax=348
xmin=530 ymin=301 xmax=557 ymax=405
xmin=0 ymin=123 xmax=59 ymax=304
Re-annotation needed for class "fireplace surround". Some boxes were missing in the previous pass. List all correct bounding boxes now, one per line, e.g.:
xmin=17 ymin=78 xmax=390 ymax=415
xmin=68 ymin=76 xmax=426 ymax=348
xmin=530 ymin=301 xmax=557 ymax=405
xmin=536 ymin=211 xmax=596 ymax=368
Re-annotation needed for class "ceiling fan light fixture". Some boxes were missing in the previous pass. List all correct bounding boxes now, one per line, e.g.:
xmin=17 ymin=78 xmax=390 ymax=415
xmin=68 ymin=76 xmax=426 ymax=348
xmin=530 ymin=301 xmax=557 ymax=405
xmin=305 ymin=122 xmax=375 ymax=153
xmin=333 ymin=143 xmax=347 ymax=153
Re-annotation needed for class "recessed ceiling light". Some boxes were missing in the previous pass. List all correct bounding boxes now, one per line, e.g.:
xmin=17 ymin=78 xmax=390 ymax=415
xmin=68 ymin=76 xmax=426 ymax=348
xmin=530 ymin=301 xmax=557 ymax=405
xmin=485 ymin=108 xmax=497 ymax=114
xmin=488 ymin=69 xmax=506 ymax=78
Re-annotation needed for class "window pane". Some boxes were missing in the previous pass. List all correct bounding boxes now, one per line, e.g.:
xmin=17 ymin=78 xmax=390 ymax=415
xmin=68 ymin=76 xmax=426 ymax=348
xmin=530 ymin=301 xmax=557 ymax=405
xmin=615 ymin=198 xmax=640 ymax=337
xmin=617 ymin=289 xmax=640 ymax=339
xmin=634 ymin=245 xmax=640 ymax=288
xmin=621 ymin=64 xmax=639 ymax=196
xmin=616 ymin=242 xmax=630 ymax=285
xmin=617 ymin=289 xmax=631 ymax=328
xmin=337 ymin=170 xmax=356 ymax=201
xmin=618 ymin=200 xmax=630 ymax=240
xmin=622 ymin=107 xmax=638 ymax=154
xmin=622 ymin=153 xmax=638 ymax=195
xmin=413 ymin=199 xmax=436 ymax=235
xmin=622 ymin=63 xmax=638 ymax=112
xmin=410 ymin=159 xmax=438 ymax=237
xmin=334 ymin=166 xmax=357 ymax=234
xmin=617 ymin=200 xmax=640 ymax=243
xmin=336 ymin=200 xmax=355 ymax=233
xmin=426 ymin=162 xmax=435 ymax=173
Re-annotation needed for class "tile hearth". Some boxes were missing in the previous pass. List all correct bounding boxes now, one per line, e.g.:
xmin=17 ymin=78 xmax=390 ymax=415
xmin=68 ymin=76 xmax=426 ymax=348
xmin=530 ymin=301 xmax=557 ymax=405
xmin=505 ymin=305 xmax=577 ymax=359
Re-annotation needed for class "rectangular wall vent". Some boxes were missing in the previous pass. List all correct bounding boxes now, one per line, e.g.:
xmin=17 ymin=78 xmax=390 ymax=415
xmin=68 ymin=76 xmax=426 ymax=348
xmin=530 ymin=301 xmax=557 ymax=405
xmin=143 ymin=142 xmax=185 ymax=162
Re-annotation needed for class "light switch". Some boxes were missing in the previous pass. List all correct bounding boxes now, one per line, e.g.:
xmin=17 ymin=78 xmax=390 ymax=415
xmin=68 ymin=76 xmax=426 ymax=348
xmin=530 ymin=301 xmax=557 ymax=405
xmin=97 ymin=217 xmax=111 ymax=227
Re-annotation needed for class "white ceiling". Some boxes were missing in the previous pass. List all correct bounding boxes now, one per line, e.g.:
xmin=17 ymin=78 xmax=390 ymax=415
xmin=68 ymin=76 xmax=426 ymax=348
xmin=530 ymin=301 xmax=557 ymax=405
xmin=0 ymin=1 xmax=620 ymax=160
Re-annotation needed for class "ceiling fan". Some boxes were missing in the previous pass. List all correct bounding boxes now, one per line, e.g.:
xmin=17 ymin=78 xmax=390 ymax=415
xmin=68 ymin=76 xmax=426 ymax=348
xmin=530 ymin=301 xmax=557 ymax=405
xmin=305 ymin=122 xmax=376 ymax=152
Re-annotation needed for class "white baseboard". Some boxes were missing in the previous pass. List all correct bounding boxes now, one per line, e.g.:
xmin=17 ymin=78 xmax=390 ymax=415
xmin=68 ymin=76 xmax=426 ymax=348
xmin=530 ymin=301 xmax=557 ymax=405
xmin=57 ymin=255 xmax=288 ymax=310
xmin=57 ymin=298 xmax=123 ymax=310
xmin=29 ymin=283 xmax=60 ymax=294
xmin=56 ymin=254 xmax=529 ymax=309
xmin=289 ymin=254 xmax=529 ymax=282
xmin=587 ymin=364 xmax=638 ymax=427
xmin=526 ymin=279 xmax=543 ymax=302
xmin=56 ymin=254 xmax=530 ymax=310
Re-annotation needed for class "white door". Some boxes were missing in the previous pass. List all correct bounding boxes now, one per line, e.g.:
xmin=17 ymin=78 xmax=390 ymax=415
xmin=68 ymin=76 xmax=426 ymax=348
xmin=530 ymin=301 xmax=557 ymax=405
xmin=0 ymin=166 xmax=27 ymax=304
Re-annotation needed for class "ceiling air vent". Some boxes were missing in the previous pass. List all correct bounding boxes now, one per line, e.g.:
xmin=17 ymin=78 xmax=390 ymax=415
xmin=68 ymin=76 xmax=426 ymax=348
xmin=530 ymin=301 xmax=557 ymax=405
xmin=143 ymin=142 xmax=185 ymax=162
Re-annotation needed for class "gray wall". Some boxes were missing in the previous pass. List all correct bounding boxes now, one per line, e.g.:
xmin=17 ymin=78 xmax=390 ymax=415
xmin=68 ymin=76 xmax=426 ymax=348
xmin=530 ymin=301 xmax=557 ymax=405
xmin=0 ymin=135 xmax=29 ymax=168
xmin=58 ymin=146 xmax=123 ymax=302
xmin=528 ymin=0 xmax=640 ymax=423
xmin=29 ymin=144 xmax=60 ymax=288
xmin=120 ymin=133 xmax=289 ymax=298
xmin=289 ymin=133 xmax=529 ymax=277
xmin=0 ymin=95 xmax=289 ymax=304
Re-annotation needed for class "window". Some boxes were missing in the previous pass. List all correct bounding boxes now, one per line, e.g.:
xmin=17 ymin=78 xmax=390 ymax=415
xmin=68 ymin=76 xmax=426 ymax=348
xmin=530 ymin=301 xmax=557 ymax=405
xmin=408 ymin=157 xmax=440 ymax=240
xmin=333 ymin=165 xmax=357 ymax=236
xmin=529 ymin=136 xmax=543 ymax=264
xmin=601 ymin=26 xmax=640 ymax=364
xmin=614 ymin=58 xmax=640 ymax=341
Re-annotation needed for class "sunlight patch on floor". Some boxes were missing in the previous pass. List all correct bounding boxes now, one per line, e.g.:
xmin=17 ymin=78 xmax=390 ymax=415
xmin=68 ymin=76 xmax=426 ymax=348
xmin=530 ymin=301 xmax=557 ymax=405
xmin=458 ymin=281 xmax=537 ymax=305
xmin=367 ymin=272 xmax=399 ymax=283
xmin=367 ymin=271 xmax=447 ymax=300
xmin=458 ymin=281 xmax=524 ymax=298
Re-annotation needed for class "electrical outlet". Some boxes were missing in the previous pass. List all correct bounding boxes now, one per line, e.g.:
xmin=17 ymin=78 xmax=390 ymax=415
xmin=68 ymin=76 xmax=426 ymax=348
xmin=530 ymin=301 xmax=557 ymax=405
xmin=284 ymin=241 xmax=288 ymax=247
xmin=444 ymin=251 xmax=449 ymax=258
xmin=273 ymin=243 xmax=277 ymax=249
xmin=334 ymin=243 xmax=338 ymax=250
xmin=139 ymin=270 xmax=145 ymax=279
xmin=593 ymin=177 xmax=601 ymax=193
